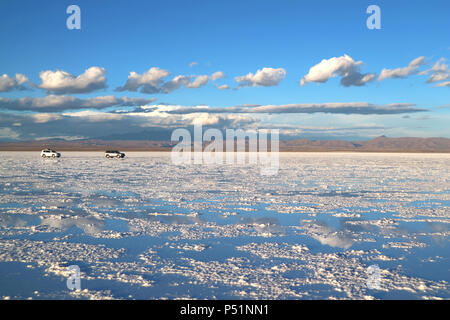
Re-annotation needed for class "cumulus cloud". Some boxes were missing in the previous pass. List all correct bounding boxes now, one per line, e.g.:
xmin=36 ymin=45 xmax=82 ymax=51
xmin=117 ymin=67 xmax=223 ymax=93
xmin=435 ymin=81 xmax=450 ymax=87
xmin=420 ymin=59 xmax=450 ymax=85
xmin=211 ymin=71 xmax=225 ymax=81
xmin=429 ymin=59 xmax=450 ymax=74
xmin=428 ymin=73 xmax=449 ymax=83
xmin=235 ymin=67 xmax=286 ymax=88
xmin=187 ymin=75 xmax=209 ymax=88
xmin=186 ymin=72 xmax=226 ymax=88
xmin=160 ymin=75 xmax=191 ymax=93
xmin=0 ymin=73 xmax=29 ymax=92
xmin=300 ymin=55 xmax=375 ymax=87
xmin=378 ymin=56 xmax=425 ymax=81
xmin=36 ymin=67 xmax=107 ymax=94
xmin=217 ymin=84 xmax=230 ymax=90
xmin=340 ymin=72 xmax=376 ymax=87
xmin=116 ymin=67 xmax=170 ymax=93
xmin=0 ymin=95 xmax=156 ymax=112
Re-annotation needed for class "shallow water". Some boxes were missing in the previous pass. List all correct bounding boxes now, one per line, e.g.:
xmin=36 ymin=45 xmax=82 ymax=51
xmin=0 ymin=152 xmax=449 ymax=299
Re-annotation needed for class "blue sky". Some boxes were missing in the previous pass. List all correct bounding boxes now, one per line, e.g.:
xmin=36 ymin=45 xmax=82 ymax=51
xmin=0 ymin=0 xmax=449 ymax=141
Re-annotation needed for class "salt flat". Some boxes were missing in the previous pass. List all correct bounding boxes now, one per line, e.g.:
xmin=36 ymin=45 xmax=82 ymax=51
xmin=0 ymin=152 xmax=449 ymax=299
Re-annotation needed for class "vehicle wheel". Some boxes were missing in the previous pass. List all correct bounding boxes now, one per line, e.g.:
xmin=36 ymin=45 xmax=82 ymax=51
xmin=106 ymin=155 xmax=110 ymax=158
xmin=52 ymin=154 xmax=56 ymax=158
xmin=42 ymin=155 xmax=46 ymax=158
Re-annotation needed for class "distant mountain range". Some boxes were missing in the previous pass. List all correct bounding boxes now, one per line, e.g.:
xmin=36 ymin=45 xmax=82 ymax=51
xmin=279 ymin=136 xmax=450 ymax=152
xmin=1 ymin=136 xmax=450 ymax=152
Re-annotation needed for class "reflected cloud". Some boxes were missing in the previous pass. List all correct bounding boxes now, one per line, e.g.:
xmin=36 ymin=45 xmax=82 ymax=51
xmin=427 ymin=222 xmax=450 ymax=245
xmin=240 ymin=217 xmax=285 ymax=236
xmin=301 ymin=220 xmax=354 ymax=249
xmin=144 ymin=213 xmax=204 ymax=225
xmin=0 ymin=214 xmax=29 ymax=228
xmin=40 ymin=215 xmax=105 ymax=235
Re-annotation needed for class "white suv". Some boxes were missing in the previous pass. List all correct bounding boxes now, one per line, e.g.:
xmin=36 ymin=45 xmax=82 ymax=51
xmin=105 ymin=150 xmax=125 ymax=158
xmin=41 ymin=149 xmax=61 ymax=158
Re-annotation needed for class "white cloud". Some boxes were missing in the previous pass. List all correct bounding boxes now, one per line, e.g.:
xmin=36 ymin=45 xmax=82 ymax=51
xmin=217 ymin=84 xmax=230 ymax=90
xmin=116 ymin=67 xmax=170 ymax=93
xmin=31 ymin=113 xmax=63 ymax=123
xmin=428 ymin=73 xmax=449 ymax=83
xmin=15 ymin=74 xmax=28 ymax=85
xmin=184 ymin=113 xmax=220 ymax=126
xmin=117 ymin=67 xmax=217 ymax=93
xmin=0 ymin=95 xmax=156 ymax=112
xmin=235 ymin=67 xmax=286 ymax=88
xmin=160 ymin=75 xmax=191 ymax=93
xmin=435 ymin=81 xmax=450 ymax=87
xmin=182 ymin=113 xmax=256 ymax=127
xmin=0 ymin=73 xmax=28 ymax=92
xmin=378 ymin=56 xmax=425 ymax=81
xmin=186 ymin=72 xmax=226 ymax=88
xmin=189 ymin=61 xmax=198 ymax=67
xmin=211 ymin=71 xmax=225 ymax=81
xmin=156 ymin=102 xmax=425 ymax=115
xmin=301 ymin=221 xmax=353 ymax=249
xmin=340 ymin=73 xmax=376 ymax=87
xmin=430 ymin=59 xmax=449 ymax=73
xmin=61 ymin=110 xmax=126 ymax=121
xmin=37 ymin=66 xmax=107 ymax=94
xmin=0 ymin=127 xmax=20 ymax=140
xmin=247 ymin=103 xmax=421 ymax=114
xmin=187 ymin=75 xmax=209 ymax=88
xmin=300 ymin=54 xmax=375 ymax=87
xmin=115 ymin=104 xmax=258 ymax=128
xmin=422 ymin=59 xmax=450 ymax=84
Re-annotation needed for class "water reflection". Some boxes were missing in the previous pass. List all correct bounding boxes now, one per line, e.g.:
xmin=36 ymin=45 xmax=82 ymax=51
xmin=39 ymin=215 xmax=105 ymax=235
xmin=143 ymin=213 xmax=203 ymax=225
xmin=240 ymin=217 xmax=285 ymax=236
xmin=301 ymin=220 xmax=354 ymax=249
xmin=0 ymin=214 xmax=29 ymax=228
